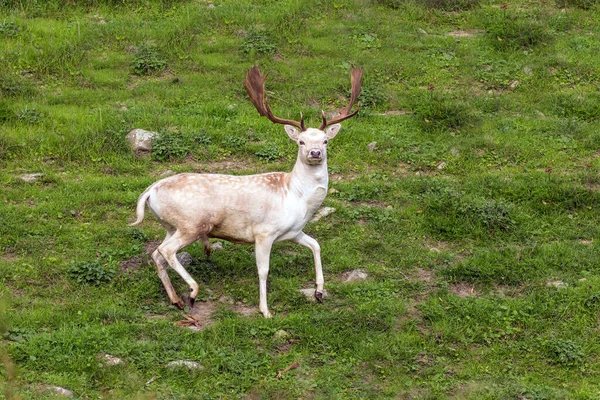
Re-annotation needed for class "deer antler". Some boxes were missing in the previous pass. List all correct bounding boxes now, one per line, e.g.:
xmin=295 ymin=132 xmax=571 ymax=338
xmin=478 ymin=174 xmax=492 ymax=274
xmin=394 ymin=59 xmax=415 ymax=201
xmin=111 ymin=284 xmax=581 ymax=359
xmin=245 ymin=66 xmax=306 ymax=131
xmin=319 ymin=67 xmax=363 ymax=130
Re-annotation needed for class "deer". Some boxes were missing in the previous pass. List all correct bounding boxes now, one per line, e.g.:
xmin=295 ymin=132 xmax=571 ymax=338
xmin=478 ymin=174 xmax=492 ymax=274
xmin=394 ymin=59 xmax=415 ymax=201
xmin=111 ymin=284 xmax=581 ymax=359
xmin=130 ymin=66 xmax=363 ymax=318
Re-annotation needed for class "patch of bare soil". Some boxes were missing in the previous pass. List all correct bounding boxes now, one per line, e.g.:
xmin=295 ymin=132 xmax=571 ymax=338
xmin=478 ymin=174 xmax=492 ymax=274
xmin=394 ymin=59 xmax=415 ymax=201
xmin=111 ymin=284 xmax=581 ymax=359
xmin=447 ymin=30 xmax=482 ymax=38
xmin=144 ymin=240 xmax=160 ymax=254
xmin=449 ymin=282 xmax=478 ymax=297
xmin=194 ymin=158 xmax=259 ymax=174
xmin=414 ymin=267 xmax=435 ymax=284
xmin=120 ymin=255 xmax=148 ymax=273
xmin=184 ymin=298 xmax=259 ymax=331
xmin=381 ymin=109 xmax=412 ymax=116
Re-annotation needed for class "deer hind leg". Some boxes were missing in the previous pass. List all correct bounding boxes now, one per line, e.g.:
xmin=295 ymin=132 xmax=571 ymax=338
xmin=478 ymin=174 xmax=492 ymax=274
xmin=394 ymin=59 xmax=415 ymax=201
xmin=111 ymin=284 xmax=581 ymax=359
xmin=293 ymin=232 xmax=324 ymax=303
xmin=157 ymin=230 xmax=201 ymax=307
xmin=202 ymin=237 xmax=211 ymax=259
xmin=151 ymin=231 xmax=184 ymax=308
xmin=255 ymin=237 xmax=274 ymax=318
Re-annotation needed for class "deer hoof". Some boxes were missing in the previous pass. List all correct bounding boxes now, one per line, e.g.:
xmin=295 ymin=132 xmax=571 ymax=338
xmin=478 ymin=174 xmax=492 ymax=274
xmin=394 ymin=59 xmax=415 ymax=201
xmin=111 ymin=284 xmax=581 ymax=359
xmin=173 ymin=299 xmax=185 ymax=310
xmin=314 ymin=290 xmax=324 ymax=303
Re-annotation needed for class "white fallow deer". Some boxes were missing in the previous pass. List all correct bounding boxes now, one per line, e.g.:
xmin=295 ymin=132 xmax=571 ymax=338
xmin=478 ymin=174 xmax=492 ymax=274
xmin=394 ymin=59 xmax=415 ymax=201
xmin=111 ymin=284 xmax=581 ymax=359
xmin=130 ymin=66 xmax=363 ymax=318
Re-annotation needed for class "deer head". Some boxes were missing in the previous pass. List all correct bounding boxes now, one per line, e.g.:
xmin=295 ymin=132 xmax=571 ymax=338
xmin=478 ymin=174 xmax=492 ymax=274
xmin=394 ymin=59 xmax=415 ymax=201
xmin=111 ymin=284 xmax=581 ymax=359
xmin=244 ymin=66 xmax=363 ymax=165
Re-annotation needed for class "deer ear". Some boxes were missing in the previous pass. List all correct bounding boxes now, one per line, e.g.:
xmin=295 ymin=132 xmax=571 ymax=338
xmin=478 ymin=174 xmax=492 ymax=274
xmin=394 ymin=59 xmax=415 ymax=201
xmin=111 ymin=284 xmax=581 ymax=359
xmin=284 ymin=125 xmax=300 ymax=141
xmin=325 ymin=124 xmax=342 ymax=139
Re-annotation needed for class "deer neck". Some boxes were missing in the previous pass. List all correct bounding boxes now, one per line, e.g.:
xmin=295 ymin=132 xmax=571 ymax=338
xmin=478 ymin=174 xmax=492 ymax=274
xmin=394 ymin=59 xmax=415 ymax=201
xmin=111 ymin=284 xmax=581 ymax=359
xmin=289 ymin=157 xmax=329 ymax=199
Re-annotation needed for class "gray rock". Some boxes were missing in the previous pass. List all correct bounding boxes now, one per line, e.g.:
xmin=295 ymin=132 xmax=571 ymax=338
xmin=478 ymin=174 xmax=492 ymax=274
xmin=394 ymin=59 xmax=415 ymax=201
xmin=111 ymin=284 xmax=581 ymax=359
xmin=19 ymin=173 xmax=44 ymax=183
xmin=126 ymin=128 xmax=158 ymax=155
xmin=342 ymin=269 xmax=368 ymax=283
xmin=368 ymin=141 xmax=377 ymax=152
xmin=177 ymin=252 xmax=193 ymax=266
xmin=211 ymin=242 xmax=224 ymax=252
xmin=44 ymin=386 xmax=74 ymax=397
xmin=100 ymin=354 xmax=124 ymax=366
xmin=274 ymin=329 xmax=290 ymax=339
xmin=310 ymin=207 xmax=336 ymax=223
xmin=166 ymin=360 xmax=204 ymax=370
xmin=299 ymin=288 xmax=329 ymax=302
xmin=547 ymin=280 xmax=568 ymax=289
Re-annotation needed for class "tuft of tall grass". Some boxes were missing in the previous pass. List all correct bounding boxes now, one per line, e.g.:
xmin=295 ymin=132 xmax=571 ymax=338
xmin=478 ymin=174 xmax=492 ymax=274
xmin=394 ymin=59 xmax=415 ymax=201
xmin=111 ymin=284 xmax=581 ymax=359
xmin=374 ymin=0 xmax=480 ymax=11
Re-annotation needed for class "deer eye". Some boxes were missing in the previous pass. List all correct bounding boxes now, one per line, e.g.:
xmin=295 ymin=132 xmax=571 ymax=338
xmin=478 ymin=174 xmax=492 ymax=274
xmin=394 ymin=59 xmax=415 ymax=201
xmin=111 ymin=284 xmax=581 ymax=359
xmin=323 ymin=139 xmax=328 ymax=144
xmin=299 ymin=140 xmax=305 ymax=145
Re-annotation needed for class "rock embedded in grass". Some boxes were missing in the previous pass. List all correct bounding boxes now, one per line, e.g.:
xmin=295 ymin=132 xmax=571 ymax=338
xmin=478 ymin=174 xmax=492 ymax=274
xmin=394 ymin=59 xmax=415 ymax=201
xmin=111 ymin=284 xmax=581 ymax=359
xmin=176 ymin=252 xmax=193 ymax=266
xmin=299 ymin=288 xmax=329 ymax=301
xmin=341 ymin=269 xmax=368 ymax=283
xmin=44 ymin=386 xmax=74 ymax=397
xmin=126 ymin=128 xmax=158 ymax=156
xmin=310 ymin=207 xmax=336 ymax=222
xmin=19 ymin=173 xmax=44 ymax=182
xmin=166 ymin=360 xmax=204 ymax=370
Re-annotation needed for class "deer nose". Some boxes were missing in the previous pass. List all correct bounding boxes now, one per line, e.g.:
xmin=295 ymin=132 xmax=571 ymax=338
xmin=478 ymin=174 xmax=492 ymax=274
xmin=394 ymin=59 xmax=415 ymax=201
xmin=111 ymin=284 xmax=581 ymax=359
xmin=310 ymin=149 xmax=322 ymax=158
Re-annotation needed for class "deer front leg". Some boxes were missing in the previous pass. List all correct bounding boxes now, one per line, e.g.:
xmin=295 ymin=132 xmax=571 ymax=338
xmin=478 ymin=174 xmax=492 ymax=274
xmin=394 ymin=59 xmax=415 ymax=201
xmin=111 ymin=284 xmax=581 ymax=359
xmin=152 ymin=249 xmax=184 ymax=309
xmin=255 ymin=237 xmax=274 ymax=318
xmin=293 ymin=232 xmax=324 ymax=302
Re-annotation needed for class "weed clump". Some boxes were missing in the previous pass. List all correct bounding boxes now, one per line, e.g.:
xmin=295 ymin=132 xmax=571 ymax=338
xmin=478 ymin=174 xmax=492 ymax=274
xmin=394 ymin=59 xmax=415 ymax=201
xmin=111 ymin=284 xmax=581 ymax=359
xmin=555 ymin=0 xmax=600 ymax=9
xmin=254 ymin=143 xmax=282 ymax=162
xmin=483 ymin=8 xmax=552 ymax=51
xmin=421 ymin=182 xmax=517 ymax=239
xmin=69 ymin=260 xmax=117 ymax=285
xmin=410 ymin=91 xmax=473 ymax=134
xmin=132 ymin=44 xmax=167 ymax=76
xmin=543 ymin=338 xmax=585 ymax=368
xmin=374 ymin=0 xmax=479 ymax=11
xmin=0 ymin=73 xmax=35 ymax=98
xmin=0 ymin=20 xmax=20 ymax=37
xmin=241 ymin=28 xmax=276 ymax=55
xmin=152 ymin=130 xmax=193 ymax=161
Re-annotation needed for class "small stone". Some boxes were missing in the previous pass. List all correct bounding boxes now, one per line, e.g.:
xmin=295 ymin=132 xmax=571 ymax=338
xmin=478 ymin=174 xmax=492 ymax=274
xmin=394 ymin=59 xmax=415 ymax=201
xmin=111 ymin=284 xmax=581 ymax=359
xmin=44 ymin=386 xmax=74 ymax=397
xmin=509 ymin=80 xmax=520 ymax=89
xmin=126 ymin=128 xmax=158 ymax=155
xmin=159 ymin=170 xmax=176 ymax=177
xmin=418 ymin=28 xmax=428 ymax=35
xmin=523 ymin=66 xmax=533 ymax=75
xmin=166 ymin=360 xmax=204 ymax=370
xmin=310 ymin=207 xmax=336 ymax=223
xmin=342 ymin=269 xmax=368 ymax=283
xmin=19 ymin=173 xmax=44 ymax=182
xmin=437 ymin=161 xmax=447 ymax=170
xmin=120 ymin=105 xmax=128 ymax=111
xmin=299 ymin=288 xmax=329 ymax=302
xmin=211 ymin=242 xmax=224 ymax=251
xmin=328 ymin=188 xmax=339 ymax=194
xmin=101 ymin=354 xmax=124 ymax=366
xmin=547 ymin=280 xmax=568 ymax=289
xmin=176 ymin=252 xmax=193 ymax=266
xmin=274 ymin=329 xmax=290 ymax=339
xmin=367 ymin=141 xmax=377 ymax=152
xmin=218 ymin=295 xmax=235 ymax=304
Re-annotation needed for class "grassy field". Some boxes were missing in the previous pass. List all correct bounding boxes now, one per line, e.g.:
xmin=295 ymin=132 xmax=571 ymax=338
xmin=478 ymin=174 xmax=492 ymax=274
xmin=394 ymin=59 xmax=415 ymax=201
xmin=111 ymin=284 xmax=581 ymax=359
xmin=1 ymin=0 xmax=600 ymax=398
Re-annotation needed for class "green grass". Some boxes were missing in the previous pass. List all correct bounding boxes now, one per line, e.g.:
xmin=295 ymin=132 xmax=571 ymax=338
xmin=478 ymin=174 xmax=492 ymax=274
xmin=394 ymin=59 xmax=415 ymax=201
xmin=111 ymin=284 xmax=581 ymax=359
xmin=1 ymin=0 xmax=600 ymax=398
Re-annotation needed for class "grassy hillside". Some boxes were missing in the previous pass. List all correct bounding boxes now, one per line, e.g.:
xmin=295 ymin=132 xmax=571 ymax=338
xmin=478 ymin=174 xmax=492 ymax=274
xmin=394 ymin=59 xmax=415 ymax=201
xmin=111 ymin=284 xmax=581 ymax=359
xmin=1 ymin=0 xmax=600 ymax=398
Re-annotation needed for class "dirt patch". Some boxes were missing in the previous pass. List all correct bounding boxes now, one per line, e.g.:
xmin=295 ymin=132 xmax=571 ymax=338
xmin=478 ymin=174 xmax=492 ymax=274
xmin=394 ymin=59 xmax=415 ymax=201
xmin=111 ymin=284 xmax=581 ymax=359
xmin=414 ymin=267 xmax=435 ymax=284
xmin=120 ymin=255 xmax=148 ymax=273
xmin=144 ymin=240 xmax=161 ymax=254
xmin=330 ymin=172 xmax=361 ymax=182
xmin=447 ymin=30 xmax=482 ymax=38
xmin=449 ymin=282 xmax=478 ymax=297
xmin=185 ymin=298 xmax=259 ymax=331
xmin=381 ymin=109 xmax=412 ymax=116
xmin=195 ymin=158 xmax=259 ymax=174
